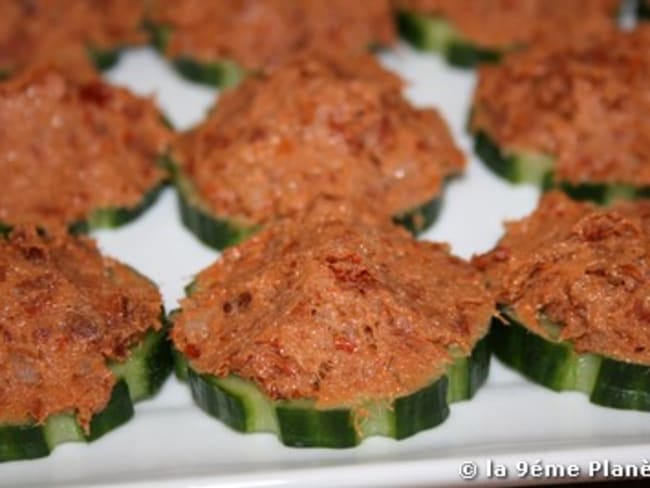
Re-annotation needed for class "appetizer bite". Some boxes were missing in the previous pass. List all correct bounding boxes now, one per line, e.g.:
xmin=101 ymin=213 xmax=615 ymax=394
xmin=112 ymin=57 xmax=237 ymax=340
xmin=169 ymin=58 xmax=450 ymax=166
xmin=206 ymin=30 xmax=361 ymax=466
xmin=171 ymin=203 xmax=493 ymax=447
xmin=147 ymin=0 xmax=395 ymax=86
xmin=0 ymin=0 xmax=148 ymax=78
xmin=474 ymin=192 xmax=650 ymax=411
xmin=0 ymin=226 xmax=171 ymax=462
xmin=395 ymin=0 xmax=619 ymax=67
xmin=470 ymin=27 xmax=650 ymax=204
xmin=0 ymin=68 xmax=171 ymax=232
xmin=170 ymin=53 xmax=464 ymax=249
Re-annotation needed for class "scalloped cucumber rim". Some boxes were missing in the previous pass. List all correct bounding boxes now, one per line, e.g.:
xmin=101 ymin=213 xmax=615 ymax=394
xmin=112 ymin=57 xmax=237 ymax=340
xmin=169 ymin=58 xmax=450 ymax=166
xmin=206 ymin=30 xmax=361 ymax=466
xmin=0 ymin=318 xmax=172 ymax=463
xmin=492 ymin=311 xmax=650 ymax=411
xmin=143 ymin=21 xmax=244 ymax=88
xmin=396 ymin=11 xmax=503 ymax=68
xmin=166 ymin=156 xmax=447 ymax=250
xmin=172 ymin=333 xmax=490 ymax=447
xmin=473 ymin=130 xmax=650 ymax=204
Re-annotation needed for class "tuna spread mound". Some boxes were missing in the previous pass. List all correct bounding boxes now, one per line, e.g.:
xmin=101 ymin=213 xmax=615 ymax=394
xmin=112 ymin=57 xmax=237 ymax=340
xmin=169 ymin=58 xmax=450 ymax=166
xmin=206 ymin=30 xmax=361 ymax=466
xmin=396 ymin=0 xmax=618 ymax=50
xmin=471 ymin=27 xmax=650 ymax=187
xmin=149 ymin=0 xmax=395 ymax=70
xmin=174 ymin=53 xmax=464 ymax=227
xmin=0 ymin=69 xmax=171 ymax=229
xmin=0 ymin=226 xmax=163 ymax=428
xmin=473 ymin=192 xmax=650 ymax=365
xmin=172 ymin=208 xmax=493 ymax=408
xmin=0 ymin=0 xmax=147 ymax=78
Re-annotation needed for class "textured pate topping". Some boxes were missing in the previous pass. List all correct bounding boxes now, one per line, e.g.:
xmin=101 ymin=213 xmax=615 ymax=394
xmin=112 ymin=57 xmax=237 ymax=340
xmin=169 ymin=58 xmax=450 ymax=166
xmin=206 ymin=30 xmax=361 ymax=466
xmin=0 ymin=69 xmax=171 ymax=228
xmin=473 ymin=192 xmax=650 ymax=364
xmin=396 ymin=0 xmax=618 ymax=49
xmin=471 ymin=27 xmax=650 ymax=187
xmin=0 ymin=226 xmax=162 ymax=427
xmin=172 ymin=207 xmax=493 ymax=407
xmin=174 ymin=53 xmax=464 ymax=226
xmin=149 ymin=0 xmax=395 ymax=69
xmin=0 ymin=0 xmax=147 ymax=78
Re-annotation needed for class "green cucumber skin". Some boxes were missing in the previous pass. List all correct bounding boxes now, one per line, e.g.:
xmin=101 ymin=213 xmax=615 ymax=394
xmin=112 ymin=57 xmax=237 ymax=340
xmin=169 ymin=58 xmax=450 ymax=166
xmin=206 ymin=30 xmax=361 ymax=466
xmin=639 ymin=1 xmax=650 ymax=19
xmin=0 ymin=222 xmax=11 ymax=237
xmin=2 ymin=178 xmax=163 ymax=237
xmin=69 ymin=183 xmax=164 ymax=234
xmin=143 ymin=21 xmax=171 ymax=53
xmin=164 ymin=156 xmax=260 ymax=250
xmin=144 ymin=20 xmax=244 ymax=88
xmin=173 ymin=154 xmax=443 ymax=248
xmin=109 ymin=324 xmax=174 ymax=401
xmin=0 ymin=381 xmax=133 ymax=462
xmin=172 ymin=57 xmax=244 ymax=88
xmin=0 ymin=325 xmax=171 ymax=463
xmin=183 ymin=334 xmax=490 ymax=448
xmin=396 ymin=11 xmax=502 ymax=68
xmin=392 ymin=377 xmax=449 ymax=440
xmin=189 ymin=370 xmax=250 ymax=433
xmin=474 ymin=130 xmax=650 ymax=204
xmin=177 ymin=189 xmax=260 ymax=250
xmin=591 ymin=359 xmax=650 ymax=411
xmin=0 ymin=425 xmax=49 ymax=463
xmin=87 ymin=46 xmax=121 ymax=72
xmin=492 ymin=314 xmax=650 ymax=411
xmin=180 ymin=189 xmax=443 ymax=248
xmin=393 ymin=196 xmax=442 ymax=236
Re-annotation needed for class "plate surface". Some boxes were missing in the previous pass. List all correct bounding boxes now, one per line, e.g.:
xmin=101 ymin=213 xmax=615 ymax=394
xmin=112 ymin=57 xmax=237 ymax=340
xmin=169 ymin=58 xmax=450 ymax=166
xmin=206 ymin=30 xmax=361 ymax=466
xmin=3 ymin=43 xmax=650 ymax=488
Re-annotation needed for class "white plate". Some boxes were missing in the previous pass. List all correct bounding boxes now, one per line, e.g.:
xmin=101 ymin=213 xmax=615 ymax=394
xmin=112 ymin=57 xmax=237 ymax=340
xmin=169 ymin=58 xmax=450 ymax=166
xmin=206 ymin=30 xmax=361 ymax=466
xmin=4 ymin=43 xmax=650 ymax=488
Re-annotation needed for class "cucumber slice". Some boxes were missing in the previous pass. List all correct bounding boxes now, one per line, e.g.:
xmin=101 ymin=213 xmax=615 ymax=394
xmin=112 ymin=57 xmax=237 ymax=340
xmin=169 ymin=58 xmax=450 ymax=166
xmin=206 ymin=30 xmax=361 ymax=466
xmin=474 ymin=130 xmax=650 ymax=204
xmin=492 ymin=313 xmax=650 ymax=411
xmin=68 ymin=183 xmax=164 ymax=234
xmin=169 ymin=156 xmax=447 ymax=249
xmin=396 ymin=11 xmax=502 ymax=68
xmin=0 ymin=325 xmax=171 ymax=463
xmin=183 ymin=335 xmax=490 ymax=448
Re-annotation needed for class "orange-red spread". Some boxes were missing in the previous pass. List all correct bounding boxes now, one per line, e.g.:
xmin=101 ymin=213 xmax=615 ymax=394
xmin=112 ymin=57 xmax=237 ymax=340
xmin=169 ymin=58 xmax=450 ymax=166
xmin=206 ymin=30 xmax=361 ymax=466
xmin=149 ymin=0 xmax=395 ymax=69
xmin=0 ymin=226 xmax=162 ymax=428
xmin=0 ymin=0 xmax=147 ymax=78
xmin=473 ymin=192 xmax=650 ymax=364
xmin=471 ymin=27 xmax=650 ymax=187
xmin=0 ymin=68 xmax=171 ymax=228
xmin=173 ymin=206 xmax=493 ymax=407
xmin=396 ymin=0 xmax=618 ymax=49
xmin=174 ymin=53 xmax=464 ymax=226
